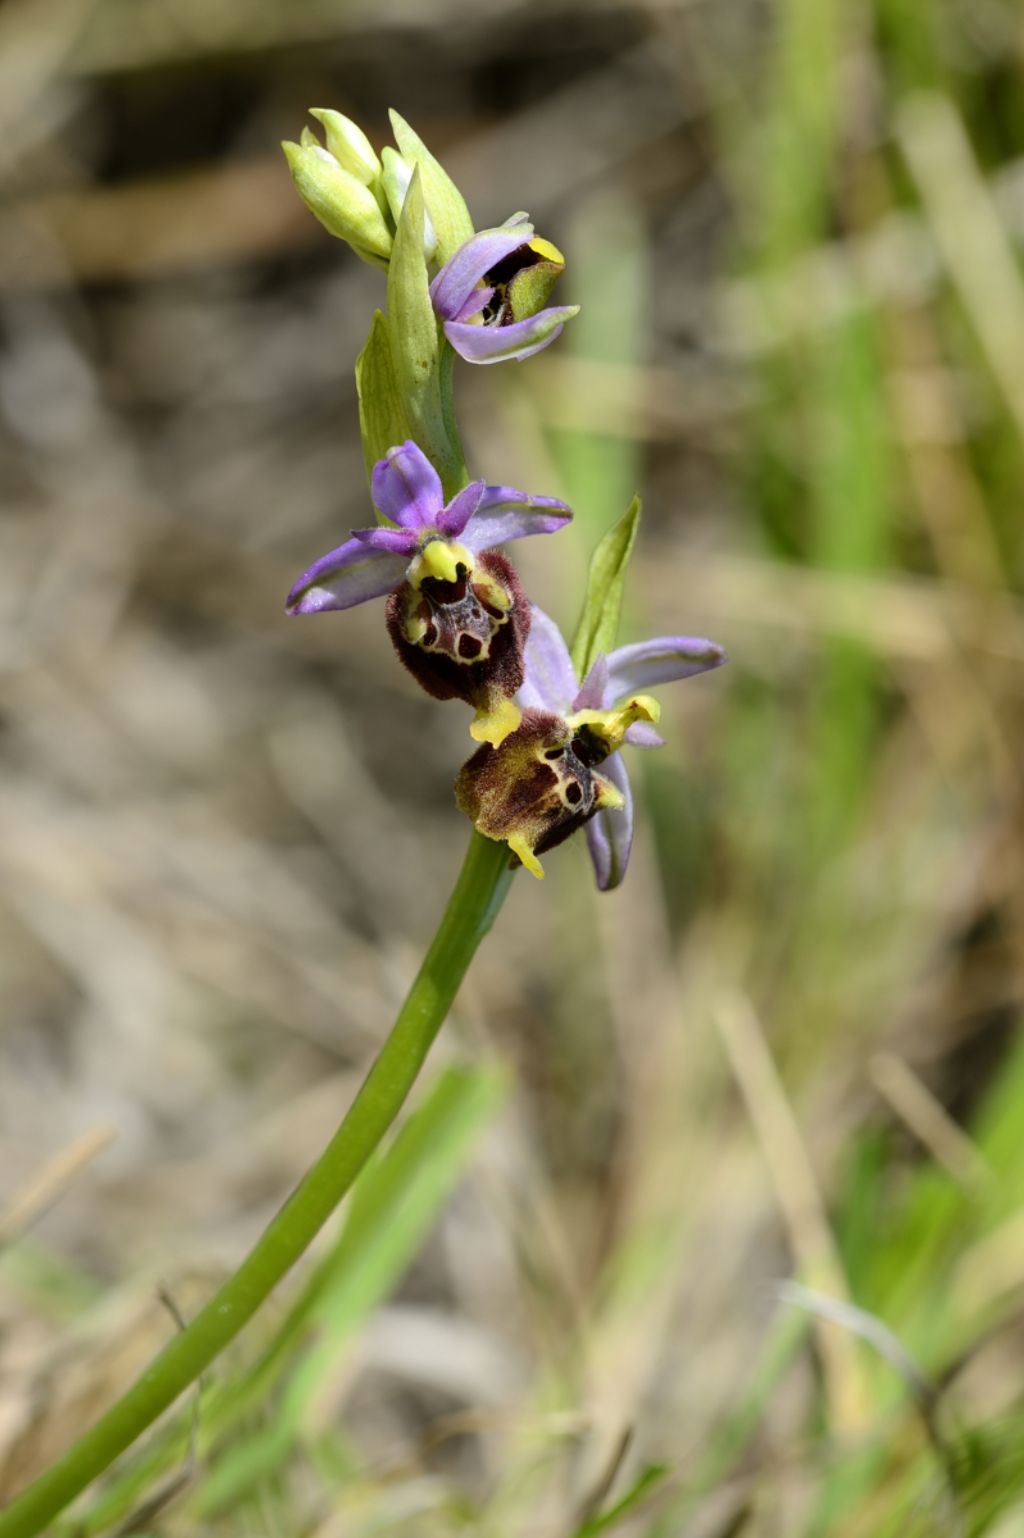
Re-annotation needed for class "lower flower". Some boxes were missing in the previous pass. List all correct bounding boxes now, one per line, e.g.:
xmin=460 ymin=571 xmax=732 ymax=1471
xmin=454 ymin=605 xmax=727 ymax=885
xmin=454 ymin=709 xmax=625 ymax=880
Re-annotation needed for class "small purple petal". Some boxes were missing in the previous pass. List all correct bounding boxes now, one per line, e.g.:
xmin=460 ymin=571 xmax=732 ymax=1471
xmin=606 ymin=636 xmax=727 ymax=702
xmin=624 ymin=721 xmax=666 ymax=749
xmin=443 ymin=305 xmax=579 ymax=366
xmin=572 ymin=655 xmax=609 ymax=712
xmin=352 ymin=525 xmax=419 ymax=556
xmin=458 ymin=487 xmax=572 ymax=553
xmin=452 ymin=286 xmax=494 ymax=323
xmin=516 ymin=604 xmax=578 ymax=714
xmin=586 ymin=752 xmax=634 ymax=892
xmin=371 ymin=441 xmax=444 ymax=529
xmin=286 ymin=536 xmax=409 ymax=615
xmin=436 ymin=481 xmax=486 ymax=539
xmin=429 ymin=224 xmax=535 ymax=320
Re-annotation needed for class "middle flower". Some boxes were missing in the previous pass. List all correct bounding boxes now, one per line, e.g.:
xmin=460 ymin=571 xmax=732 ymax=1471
xmin=286 ymin=441 xmax=572 ymax=743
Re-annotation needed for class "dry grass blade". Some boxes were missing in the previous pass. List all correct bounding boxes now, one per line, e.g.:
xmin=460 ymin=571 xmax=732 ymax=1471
xmin=870 ymin=1052 xmax=992 ymax=1195
xmin=715 ymin=992 xmax=873 ymax=1437
xmin=0 ymin=1128 xmax=115 ymax=1252
xmin=777 ymin=1283 xmax=966 ymax=1538
xmin=898 ymin=94 xmax=1024 ymax=447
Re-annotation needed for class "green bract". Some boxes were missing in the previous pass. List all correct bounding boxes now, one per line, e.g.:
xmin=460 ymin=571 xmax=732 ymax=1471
xmin=385 ymin=169 xmax=462 ymax=496
xmin=570 ymin=495 xmax=642 ymax=676
xmin=389 ymin=109 xmax=474 ymax=265
xmin=355 ymin=311 xmax=412 ymax=490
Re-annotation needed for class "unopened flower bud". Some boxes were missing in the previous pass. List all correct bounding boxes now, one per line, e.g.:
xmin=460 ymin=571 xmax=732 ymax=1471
xmin=282 ymin=137 xmax=392 ymax=267
xmin=381 ymin=147 xmax=438 ymax=263
xmin=309 ymin=108 xmax=382 ymax=188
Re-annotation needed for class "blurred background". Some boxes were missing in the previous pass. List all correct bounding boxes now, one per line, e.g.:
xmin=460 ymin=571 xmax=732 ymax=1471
xmin=1 ymin=0 xmax=1024 ymax=1533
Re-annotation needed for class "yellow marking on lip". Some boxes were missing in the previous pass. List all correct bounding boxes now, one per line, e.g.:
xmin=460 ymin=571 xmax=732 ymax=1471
xmin=473 ymin=571 xmax=513 ymax=612
xmin=404 ymin=610 xmax=428 ymax=643
xmin=527 ymin=236 xmax=565 ymax=268
xmin=568 ymin=694 xmax=661 ymax=752
xmin=508 ymin=834 xmax=544 ymax=879
xmin=469 ymin=698 xmax=522 ymax=748
xmin=594 ymin=774 xmax=626 ymax=811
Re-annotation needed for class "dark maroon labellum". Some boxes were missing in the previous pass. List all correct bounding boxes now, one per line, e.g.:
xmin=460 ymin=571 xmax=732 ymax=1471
xmin=385 ymin=549 xmax=530 ymax=713
xmin=455 ymin=708 xmax=608 ymax=863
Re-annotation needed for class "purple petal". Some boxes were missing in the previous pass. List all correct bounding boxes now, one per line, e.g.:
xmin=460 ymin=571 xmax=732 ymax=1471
xmin=442 ymin=305 xmax=579 ymax=366
xmin=429 ymin=223 xmax=535 ymax=320
xmin=572 ymin=655 xmax=609 ymax=712
xmin=624 ymin=721 xmax=666 ymax=749
xmin=451 ymin=286 xmax=494 ymax=323
xmin=371 ymin=441 xmax=444 ymax=529
xmin=286 ymin=536 xmax=409 ymax=615
xmin=458 ymin=486 xmax=572 ymax=553
xmin=606 ymin=636 xmax=727 ymax=701
xmin=352 ymin=525 xmax=419 ymax=556
xmin=586 ymin=752 xmax=634 ymax=892
xmin=445 ymin=289 xmax=495 ymax=324
xmin=516 ymin=604 xmax=578 ymax=714
xmin=436 ymin=481 xmax=486 ymax=539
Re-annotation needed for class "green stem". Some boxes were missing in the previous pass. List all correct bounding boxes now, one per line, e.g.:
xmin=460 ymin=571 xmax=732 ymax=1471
xmin=0 ymin=832 xmax=513 ymax=1538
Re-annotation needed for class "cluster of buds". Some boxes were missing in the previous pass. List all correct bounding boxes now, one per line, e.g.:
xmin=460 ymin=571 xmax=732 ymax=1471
xmin=283 ymin=110 xmax=398 ymax=268
xmin=284 ymin=108 xmax=579 ymax=364
xmin=284 ymin=110 xmax=725 ymax=885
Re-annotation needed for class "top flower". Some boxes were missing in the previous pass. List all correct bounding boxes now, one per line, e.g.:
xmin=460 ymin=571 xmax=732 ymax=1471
xmin=430 ymin=215 xmax=580 ymax=364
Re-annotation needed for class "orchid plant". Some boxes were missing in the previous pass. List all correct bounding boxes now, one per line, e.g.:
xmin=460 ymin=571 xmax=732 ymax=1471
xmin=0 ymin=109 xmax=724 ymax=1538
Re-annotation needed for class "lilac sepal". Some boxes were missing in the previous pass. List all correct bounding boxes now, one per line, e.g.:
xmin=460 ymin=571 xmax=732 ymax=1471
xmin=442 ymin=305 xmax=579 ymax=366
xmin=586 ymin=752 xmax=634 ymax=892
xmin=606 ymin=637 xmax=727 ymax=701
xmin=372 ymin=442 xmax=444 ymax=528
xmin=457 ymin=488 xmax=572 ymax=553
xmin=352 ymin=525 xmax=419 ymax=556
xmin=429 ymin=224 xmax=535 ymax=321
xmin=516 ymin=604 xmax=577 ymax=713
xmin=520 ymin=607 xmax=725 ymax=720
xmin=286 ymin=538 xmax=409 ymax=614
xmin=625 ymin=721 xmax=666 ymax=749
xmin=287 ymin=442 xmax=572 ymax=617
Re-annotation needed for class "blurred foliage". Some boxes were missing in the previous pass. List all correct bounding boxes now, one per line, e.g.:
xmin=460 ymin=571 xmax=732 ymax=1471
xmin=1 ymin=0 xmax=1023 ymax=1534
